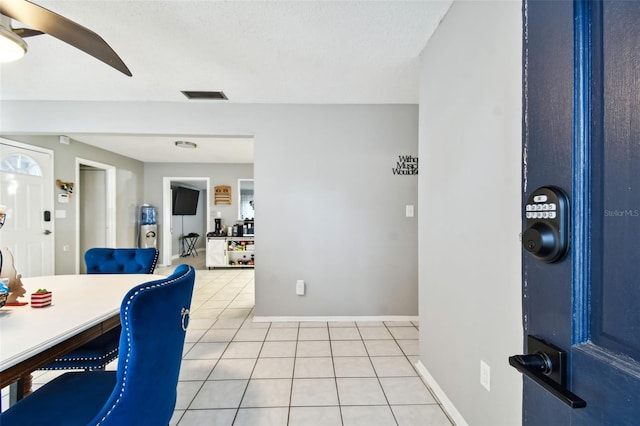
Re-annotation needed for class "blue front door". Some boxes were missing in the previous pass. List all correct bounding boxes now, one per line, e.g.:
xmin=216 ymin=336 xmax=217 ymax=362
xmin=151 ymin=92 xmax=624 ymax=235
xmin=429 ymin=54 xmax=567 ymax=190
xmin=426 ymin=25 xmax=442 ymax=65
xmin=518 ymin=0 xmax=640 ymax=423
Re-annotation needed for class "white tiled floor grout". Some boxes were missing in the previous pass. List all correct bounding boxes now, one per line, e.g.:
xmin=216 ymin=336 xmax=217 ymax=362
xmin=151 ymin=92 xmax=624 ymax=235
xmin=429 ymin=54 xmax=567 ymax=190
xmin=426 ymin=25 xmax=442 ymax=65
xmin=4 ymin=266 xmax=454 ymax=426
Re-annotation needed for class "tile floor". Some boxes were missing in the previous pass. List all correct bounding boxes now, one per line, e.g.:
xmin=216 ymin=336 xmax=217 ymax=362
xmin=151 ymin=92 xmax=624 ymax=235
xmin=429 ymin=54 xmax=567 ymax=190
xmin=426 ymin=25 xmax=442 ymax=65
xmin=12 ymin=267 xmax=454 ymax=426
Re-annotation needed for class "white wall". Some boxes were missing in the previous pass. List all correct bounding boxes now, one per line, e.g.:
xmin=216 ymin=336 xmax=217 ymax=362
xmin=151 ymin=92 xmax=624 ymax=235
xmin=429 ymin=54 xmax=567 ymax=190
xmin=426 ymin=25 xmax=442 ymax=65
xmin=418 ymin=1 xmax=523 ymax=425
xmin=255 ymin=105 xmax=418 ymax=317
xmin=1 ymin=102 xmax=418 ymax=317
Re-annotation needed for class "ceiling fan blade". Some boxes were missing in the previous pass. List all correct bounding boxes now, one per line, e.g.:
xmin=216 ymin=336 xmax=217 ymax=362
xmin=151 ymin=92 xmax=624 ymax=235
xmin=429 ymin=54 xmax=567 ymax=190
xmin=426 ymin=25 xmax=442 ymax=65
xmin=13 ymin=27 xmax=42 ymax=37
xmin=0 ymin=0 xmax=131 ymax=76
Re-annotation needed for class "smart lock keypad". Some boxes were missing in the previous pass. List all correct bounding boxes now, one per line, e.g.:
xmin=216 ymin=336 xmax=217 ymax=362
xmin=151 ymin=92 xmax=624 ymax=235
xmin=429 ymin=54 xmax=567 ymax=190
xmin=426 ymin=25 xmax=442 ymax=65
xmin=526 ymin=201 xmax=557 ymax=220
xmin=522 ymin=187 xmax=569 ymax=263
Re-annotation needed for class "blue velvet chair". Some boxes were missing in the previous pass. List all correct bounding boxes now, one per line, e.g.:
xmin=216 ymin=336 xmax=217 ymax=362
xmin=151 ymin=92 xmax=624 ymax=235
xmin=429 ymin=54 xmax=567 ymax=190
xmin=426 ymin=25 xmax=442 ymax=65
xmin=1 ymin=264 xmax=195 ymax=426
xmin=84 ymin=247 xmax=159 ymax=275
xmin=41 ymin=248 xmax=159 ymax=371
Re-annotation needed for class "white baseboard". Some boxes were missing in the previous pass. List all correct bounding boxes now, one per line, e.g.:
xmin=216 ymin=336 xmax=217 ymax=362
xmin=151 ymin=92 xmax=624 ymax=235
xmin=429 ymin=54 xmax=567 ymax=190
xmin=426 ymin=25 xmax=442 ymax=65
xmin=252 ymin=315 xmax=419 ymax=323
xmin=415 ymin=360 xmax=468 ymax=426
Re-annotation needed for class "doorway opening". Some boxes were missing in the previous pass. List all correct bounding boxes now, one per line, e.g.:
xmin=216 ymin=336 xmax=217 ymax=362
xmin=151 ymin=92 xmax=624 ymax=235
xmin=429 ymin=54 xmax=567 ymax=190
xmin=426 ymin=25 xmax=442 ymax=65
xmin=75 ymin=158 xmax=116 ymax=273
xmin=162 ymin=177 xmax=210 ymax=267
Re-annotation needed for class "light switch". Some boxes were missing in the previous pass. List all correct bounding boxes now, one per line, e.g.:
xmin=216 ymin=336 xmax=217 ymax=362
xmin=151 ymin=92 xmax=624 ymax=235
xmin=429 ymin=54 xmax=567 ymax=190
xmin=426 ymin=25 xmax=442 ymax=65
xmin=296 ymin=280 xmax=305 ymax=296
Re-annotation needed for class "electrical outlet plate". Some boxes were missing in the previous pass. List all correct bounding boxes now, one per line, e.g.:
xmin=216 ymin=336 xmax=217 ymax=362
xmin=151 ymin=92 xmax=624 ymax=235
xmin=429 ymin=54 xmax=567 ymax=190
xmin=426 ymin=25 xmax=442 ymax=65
xmin=296 ymin=280 xmax=305 ymax=296
xmin=480 ymin=360 xmax=491 ymax=392
xmin=406 ymin=205 xmax=414 ymax=217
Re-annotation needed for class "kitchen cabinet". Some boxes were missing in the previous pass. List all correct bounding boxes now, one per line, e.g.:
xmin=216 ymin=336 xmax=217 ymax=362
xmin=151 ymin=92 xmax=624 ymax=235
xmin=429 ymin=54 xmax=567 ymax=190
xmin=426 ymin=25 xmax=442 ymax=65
xmin=206 ymin=236 xmax=254 ymax=269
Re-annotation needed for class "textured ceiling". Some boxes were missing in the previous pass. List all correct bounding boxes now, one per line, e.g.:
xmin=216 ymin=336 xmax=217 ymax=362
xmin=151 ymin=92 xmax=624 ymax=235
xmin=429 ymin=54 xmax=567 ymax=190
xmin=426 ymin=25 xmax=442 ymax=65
xmin=0 ymin=0 xmax=451 ymax=161
xmin=66 ymin=134 xmax=255 ymax=163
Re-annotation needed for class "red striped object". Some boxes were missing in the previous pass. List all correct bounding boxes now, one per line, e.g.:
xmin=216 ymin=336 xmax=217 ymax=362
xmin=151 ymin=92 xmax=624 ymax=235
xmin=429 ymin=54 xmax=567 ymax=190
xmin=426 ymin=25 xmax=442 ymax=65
xmin=31 ymin=292 xmax=52 ymax=308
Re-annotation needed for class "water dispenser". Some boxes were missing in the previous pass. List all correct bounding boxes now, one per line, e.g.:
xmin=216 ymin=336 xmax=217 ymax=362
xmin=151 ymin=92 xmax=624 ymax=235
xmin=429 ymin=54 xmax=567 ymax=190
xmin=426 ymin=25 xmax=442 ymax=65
xmin=139 ymin=204 xmax=158 ymax=248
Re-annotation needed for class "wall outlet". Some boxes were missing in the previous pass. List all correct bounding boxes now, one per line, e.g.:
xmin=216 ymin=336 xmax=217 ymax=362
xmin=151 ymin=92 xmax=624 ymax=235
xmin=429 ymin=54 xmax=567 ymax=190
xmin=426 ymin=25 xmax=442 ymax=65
xmin=406 ymin=204 xmax=414 ymax=217
xmin=480 ymin=360 xmax=491 ymax=392
xmin=62 ymin=245 xmax=70 ymax=252
xmin=296 ymin=280 xmax=305 ymax=296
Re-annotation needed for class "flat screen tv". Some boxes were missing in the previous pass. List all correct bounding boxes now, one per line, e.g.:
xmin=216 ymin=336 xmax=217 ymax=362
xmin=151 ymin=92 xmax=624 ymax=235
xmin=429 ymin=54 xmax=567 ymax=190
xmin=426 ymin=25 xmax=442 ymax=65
xmin=172 ymin=186 xmax=200 ymax=215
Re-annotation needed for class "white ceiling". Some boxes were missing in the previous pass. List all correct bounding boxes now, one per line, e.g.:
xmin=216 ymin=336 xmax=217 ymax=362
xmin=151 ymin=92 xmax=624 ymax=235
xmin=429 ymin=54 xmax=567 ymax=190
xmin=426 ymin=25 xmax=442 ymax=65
xmin=0 ymin=0 xmax=452 ymax=162
xmin=66 ymin=134 xmax=255 ymax=163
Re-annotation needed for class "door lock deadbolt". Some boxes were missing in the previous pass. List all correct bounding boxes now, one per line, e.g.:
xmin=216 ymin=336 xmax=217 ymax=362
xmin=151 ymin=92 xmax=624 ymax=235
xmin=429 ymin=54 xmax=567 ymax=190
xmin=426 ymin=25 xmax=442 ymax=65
xmin=522 ymin=186 xmax=569 ymax=263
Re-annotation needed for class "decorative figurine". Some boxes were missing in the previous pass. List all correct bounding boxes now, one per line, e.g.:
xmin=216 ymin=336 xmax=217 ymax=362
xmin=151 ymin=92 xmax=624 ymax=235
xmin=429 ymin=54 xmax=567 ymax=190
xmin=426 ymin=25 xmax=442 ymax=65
xmin=0 ymin=247 xmax=27 ymax=304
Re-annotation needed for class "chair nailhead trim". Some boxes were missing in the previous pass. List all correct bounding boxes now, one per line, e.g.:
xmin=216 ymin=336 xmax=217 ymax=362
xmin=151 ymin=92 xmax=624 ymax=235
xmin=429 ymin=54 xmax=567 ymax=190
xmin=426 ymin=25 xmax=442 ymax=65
xmin=96 ymin=266 xmax=192 ymax=425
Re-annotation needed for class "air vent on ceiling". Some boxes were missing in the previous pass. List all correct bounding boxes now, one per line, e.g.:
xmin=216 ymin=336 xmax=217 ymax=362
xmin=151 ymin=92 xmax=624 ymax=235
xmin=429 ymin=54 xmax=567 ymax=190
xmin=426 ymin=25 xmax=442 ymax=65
xmin=181 ymin=91 xmax=228 ymax=100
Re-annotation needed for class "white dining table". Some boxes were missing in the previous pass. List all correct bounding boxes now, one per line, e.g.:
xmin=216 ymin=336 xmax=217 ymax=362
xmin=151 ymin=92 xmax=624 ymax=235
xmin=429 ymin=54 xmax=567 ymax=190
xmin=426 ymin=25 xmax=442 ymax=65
xmin=0 ymin=273 xmax=164 ymax=391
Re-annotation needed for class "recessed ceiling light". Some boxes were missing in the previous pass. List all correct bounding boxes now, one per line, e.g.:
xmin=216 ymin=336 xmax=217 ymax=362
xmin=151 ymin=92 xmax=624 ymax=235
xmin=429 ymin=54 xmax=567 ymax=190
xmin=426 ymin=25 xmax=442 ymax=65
xmin=181 ymin=91 xmax=228 ymax=100
xmin=175 ymin=141 xmax=197 ymax=149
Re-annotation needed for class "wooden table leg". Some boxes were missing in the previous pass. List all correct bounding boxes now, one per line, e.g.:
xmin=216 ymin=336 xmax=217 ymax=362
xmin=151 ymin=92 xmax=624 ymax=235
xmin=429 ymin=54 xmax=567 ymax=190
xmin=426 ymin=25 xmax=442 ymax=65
xmin=20 ymin=373 xmax=32 ymax=398
xmin=8 ymin=373 xmax=32 ymax=406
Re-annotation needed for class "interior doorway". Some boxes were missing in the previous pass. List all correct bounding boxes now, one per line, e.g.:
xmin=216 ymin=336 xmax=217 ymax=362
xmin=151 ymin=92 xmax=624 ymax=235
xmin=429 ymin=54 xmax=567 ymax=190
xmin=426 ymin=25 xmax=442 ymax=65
xmin=75 ymin=158 xmax=116 ymax=273
xmin=161 ymin=177 xmax=210 ymax=267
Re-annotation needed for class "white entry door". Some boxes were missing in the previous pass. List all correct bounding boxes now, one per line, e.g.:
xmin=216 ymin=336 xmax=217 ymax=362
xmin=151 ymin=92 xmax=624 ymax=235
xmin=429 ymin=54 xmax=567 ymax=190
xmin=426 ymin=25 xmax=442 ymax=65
xmin=0 ymin=139 xmax=54 ymax=277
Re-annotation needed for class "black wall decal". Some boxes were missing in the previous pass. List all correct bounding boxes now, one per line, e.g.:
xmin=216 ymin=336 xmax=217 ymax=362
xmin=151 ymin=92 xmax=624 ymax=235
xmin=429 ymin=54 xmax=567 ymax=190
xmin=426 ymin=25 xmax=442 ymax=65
xmin=392 ymin=155 xmax=418 ymax=175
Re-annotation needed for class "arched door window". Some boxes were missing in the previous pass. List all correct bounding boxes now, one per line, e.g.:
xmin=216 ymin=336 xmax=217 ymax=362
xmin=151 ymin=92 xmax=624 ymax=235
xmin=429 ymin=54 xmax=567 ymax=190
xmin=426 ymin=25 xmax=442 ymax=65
xmin=0 ymin=153 xmax=43 ymax=176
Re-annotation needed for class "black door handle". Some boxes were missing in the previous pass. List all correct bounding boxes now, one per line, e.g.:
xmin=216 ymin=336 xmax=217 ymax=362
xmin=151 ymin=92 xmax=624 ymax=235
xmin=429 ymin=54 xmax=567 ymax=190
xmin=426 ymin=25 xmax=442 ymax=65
xmin=511 ymin=353 xmax=552 ymax=375
xmin=509 ymin=335 xmax=586 ymax=408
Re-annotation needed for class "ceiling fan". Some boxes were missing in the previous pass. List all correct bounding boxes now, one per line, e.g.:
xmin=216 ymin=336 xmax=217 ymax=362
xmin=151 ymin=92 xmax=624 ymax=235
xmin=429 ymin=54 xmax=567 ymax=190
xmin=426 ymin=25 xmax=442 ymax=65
xmin=0 ymin=0 xmax=131 ymax=76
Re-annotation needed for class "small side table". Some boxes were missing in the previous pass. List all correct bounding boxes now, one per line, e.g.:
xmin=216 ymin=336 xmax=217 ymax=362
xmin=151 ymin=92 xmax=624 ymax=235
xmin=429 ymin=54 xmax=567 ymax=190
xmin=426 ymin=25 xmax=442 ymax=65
xmin=180 ymin=234 xmax=199 ymax=257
